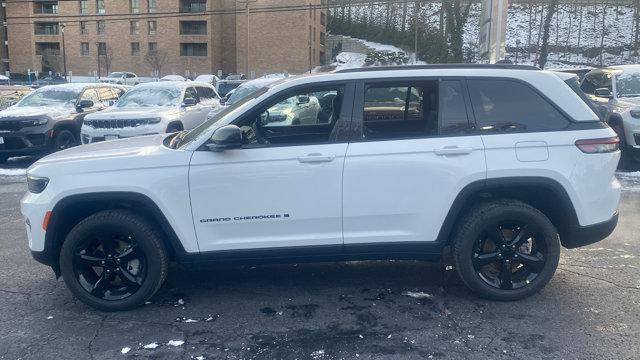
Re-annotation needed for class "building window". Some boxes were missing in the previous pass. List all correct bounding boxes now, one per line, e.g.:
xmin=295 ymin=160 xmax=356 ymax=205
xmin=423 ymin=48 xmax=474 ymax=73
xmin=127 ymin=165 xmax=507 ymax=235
xmin=35 ymin=42 xmax=60 ymax=56
xmin=148 ymin=42 xmax=157 ymax=52
xmin=79 ymin=0 xmax=88 ymax=14
xmin=148 ymin=0 xmax=157 ymax=13
xmin=129 ymin=0 xmax=139 ymax=13
xmin=180 ymin=43 xmax=207 ymax=56
xmin=179 ymin=21 xmax=207 ymax=35
xmin=320 ymin=32 xmax=325 ymax=46
xmin=131 ymin=42 xmax=140 ymax=56
xmin=78 ymin=22 xmax=88 ymax=35
xmin=130 ymin=21 xmax=139 ymax=35
xmin=180 ymin=0 xmax=206 ymax=13
xmin=148 ymin=21 xmax=157 ymax=35
xmin=34 ymin=22 xmax=59 ymax=35
xmin=97 ymin=20 xmax=106 ymax=35
xmin=97 ymin=42 xmax=107 ymax=55
xmin=80 ymin=42 xmax=90 ymax=56
xmin=313 ymin=27 xmax=316 ymax=43
xmin=34 ymin=2 xmax=58 ymax=14
xmin=96 ymin=0 xmax=105 ymax=15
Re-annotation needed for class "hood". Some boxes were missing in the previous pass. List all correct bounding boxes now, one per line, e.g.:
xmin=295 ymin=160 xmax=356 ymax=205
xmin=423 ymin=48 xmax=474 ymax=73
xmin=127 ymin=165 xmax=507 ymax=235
xmin=0 ymin=104 xmax=75 ymax=119
xmin=33 ymin=134 xmax=167 ymax=166
xmin=85 ymin=106 xmax=176 ymax=120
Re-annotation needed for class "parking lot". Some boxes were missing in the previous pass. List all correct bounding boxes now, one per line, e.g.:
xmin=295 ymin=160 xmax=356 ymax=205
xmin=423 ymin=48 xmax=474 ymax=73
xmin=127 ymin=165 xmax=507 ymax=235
xmin=0 ymin=160 xmax=637 ymax=360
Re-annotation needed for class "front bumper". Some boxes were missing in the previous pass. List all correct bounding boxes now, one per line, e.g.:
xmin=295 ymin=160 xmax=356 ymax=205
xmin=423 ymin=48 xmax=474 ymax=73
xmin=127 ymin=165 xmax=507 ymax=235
xmin=0 ymin=130 xmax=52 ymax=156
xmin=561 ymin=211 xmax=619 ymax=249
xmin=81 ymin=123 xmax=165 ymax=144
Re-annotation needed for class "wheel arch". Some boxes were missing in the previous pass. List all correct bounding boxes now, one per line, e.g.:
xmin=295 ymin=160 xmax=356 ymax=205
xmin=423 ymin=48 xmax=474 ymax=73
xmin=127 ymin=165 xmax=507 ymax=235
xmin=436 ymin=177 xmax=580 ymax=248
xmin=44 ymin=192 xmax=187 ymax=276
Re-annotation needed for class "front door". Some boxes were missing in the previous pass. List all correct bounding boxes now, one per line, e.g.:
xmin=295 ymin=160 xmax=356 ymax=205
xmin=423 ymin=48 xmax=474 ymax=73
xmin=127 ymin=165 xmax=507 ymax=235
xmin=189 ymin=82 xmax=354 ymax=252
xmin=342 ymin=79 xmax=486 ymax=245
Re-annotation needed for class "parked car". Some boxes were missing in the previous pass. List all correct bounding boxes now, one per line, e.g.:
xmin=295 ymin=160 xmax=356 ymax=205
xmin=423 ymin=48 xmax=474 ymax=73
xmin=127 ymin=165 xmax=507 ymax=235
xmin=554 ymin=67 xmax=594 ymax=82
xmin=194 ymin=74 xmax=219 ymax=86
xmin=160 ymin=75 xmax=187 ymax=82
xmin=22 ymin=64 xmax=620 ymax=311
xmin=0 ymin=83 xmax=126 ymax=163
xmin=0 ymin=85 xmax=32 ymax=111
xmin=32 ymin=74 xmax=67 ymax=88
xmin=81 ymin=81 xmax=222 ymax=144
xmin=207 ymin=76 xmax=286 ymax=120
xmin=216 ymin=78 xmax=246 ymax=97
xmin=99 ymin=72 xmax=139 ymax=86
xmin=581 ymin=65 xmax=640 ymax=168
xmin=0 ymin=75 xmax=10 ymax=85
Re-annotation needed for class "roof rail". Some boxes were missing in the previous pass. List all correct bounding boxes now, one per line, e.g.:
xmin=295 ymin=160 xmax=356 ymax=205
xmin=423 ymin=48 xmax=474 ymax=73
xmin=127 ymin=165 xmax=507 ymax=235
xmin=335 ymin=64 xmax=540 ymax=73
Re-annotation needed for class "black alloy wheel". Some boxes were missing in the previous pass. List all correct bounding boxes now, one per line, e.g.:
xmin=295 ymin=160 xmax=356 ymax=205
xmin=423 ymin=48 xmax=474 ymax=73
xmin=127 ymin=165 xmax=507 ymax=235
xmin=453 ymin=200 xmax=560 ymax=301
xmin=60 ymin=210 xmax=168 ymax=311
xmin=73 ymin=232 xmax=147 ymax=301
xmin=53 ymin=130 xmax=76 ymax=151
xmin=472 ymin=222 xmax=547 ymax=291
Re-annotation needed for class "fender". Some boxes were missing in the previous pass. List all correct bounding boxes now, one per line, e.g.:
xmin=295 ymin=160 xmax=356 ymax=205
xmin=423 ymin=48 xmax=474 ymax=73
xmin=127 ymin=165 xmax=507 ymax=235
xmin=435 ymin=176 xmax=581 ymax=247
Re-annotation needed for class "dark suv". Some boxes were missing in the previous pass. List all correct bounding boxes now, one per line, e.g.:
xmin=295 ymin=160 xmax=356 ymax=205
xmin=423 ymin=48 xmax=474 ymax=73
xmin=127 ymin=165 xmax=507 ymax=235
xmin=0 ymin=83 xmax=127 ymax=163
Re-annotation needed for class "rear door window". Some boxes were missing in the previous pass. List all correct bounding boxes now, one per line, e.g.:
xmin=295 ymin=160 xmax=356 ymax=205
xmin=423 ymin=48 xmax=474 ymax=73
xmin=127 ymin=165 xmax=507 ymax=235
xmin=439 ymin=80 xmax=471 ymax=135
xmin=467 ymin=79 xmax=570 ymax=132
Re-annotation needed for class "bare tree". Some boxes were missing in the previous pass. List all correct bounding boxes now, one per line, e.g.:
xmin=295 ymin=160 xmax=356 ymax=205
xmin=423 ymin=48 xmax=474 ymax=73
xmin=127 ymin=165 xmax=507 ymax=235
xmin=145 ymin=49 xmax=168 ymax=78
xmin=577 ymin=0 xmax=583 ymax=49
xmin=599 ymin=0 xmax=610 ymax=66
xmin=634 ymin=0 xmax=640 ymax=55
xmin=443 ymin=0 xmax=473 ymax=62
xmin=99 ymin=45 xmax=113 ymax=74
xmin=401 ymin=1 xmax=408 ymax=33
xmin=538 ymin=0 xmax=558 ymax=69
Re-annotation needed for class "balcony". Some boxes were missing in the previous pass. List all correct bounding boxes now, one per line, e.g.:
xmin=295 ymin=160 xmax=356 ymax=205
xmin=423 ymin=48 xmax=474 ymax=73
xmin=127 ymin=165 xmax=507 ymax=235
xmin=179 ymin=0 xmax=206 ymax=13
xmin=33 ymin=2 xmax=59 ymax=15
xmin=180 ymin=21 xmax=207 ymax=35
xmin=34 ymin=22 xmax=60 ymax=35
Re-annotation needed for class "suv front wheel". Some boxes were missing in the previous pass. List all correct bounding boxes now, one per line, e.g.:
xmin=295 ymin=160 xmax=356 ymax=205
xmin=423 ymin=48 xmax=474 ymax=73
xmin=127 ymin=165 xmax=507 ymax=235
xmin=453 ymin=200 xmax=560 ymax=301
xmin=59 ymin=210 xmax=168 ymax=311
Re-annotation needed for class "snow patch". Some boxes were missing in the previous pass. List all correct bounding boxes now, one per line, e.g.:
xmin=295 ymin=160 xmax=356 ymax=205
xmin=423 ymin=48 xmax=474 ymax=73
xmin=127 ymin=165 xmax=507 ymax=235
xmin=0 ymin=168 xmax=27 ymax=176
xmin=143 ymin=342 xmax=159 ymax=349
xmin=166 ymin=340 xmax=184 ymax=347
xmin=121 ymin=347 xmax=131 ymax=354
xmin=402 ymin=291 xmax=434 ymax=299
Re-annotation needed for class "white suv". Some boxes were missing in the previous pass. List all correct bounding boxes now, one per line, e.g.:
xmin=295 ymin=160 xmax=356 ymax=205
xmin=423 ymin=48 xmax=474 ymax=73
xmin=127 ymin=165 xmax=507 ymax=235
xmin=99 ymin=72 xmax=139 ymax=86
xmin=21 ymin=65 xmax=620 ymax=311
xmin=81 ymin=81 xmax=221 ymax=144
xmin=581 ymin=65 xmax=640 ymax=168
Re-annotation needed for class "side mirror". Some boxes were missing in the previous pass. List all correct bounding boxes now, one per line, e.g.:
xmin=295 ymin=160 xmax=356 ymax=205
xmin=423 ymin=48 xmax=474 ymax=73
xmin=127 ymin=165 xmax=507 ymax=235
xmin=297 ymin=95 xmax=310 ymax=104
xmin=219 ymin=96 xmax=227 ymax=105
xmin=182 ymin=97 xmax=197 ymax=107
xmin=595 ymin=88 xmax=612 ymax=98
xmin=207 ymin=125 xmax=243 ymax=152
xmin=77 ymin=99 xmax=94 ymax=110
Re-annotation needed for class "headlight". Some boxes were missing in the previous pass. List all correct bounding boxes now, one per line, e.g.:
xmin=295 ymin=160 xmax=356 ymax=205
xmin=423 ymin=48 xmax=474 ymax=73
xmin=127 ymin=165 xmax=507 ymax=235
xmin=630 ymin=110 xmax=640 ymax=119
xmin=147 ymin=117 xmax=162 ymax=124
xmin=27 ymin=175 xmax=49 ymax=194
xmin=20 ymin=118 xmax=48 ymax=127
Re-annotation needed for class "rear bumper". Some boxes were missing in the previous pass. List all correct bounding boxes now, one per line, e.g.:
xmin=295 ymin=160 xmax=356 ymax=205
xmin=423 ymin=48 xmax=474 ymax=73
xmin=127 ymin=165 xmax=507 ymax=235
xmin=561 ymin=211 xmax=618 ymax=249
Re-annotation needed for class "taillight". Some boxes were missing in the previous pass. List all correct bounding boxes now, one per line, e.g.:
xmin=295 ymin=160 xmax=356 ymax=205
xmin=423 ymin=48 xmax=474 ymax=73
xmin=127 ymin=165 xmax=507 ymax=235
xmin=575 ymin=137 xmax=620 ymax=153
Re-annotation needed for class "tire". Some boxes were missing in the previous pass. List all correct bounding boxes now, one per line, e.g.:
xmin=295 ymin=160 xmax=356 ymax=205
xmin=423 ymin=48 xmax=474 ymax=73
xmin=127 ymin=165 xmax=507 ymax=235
xmin=59 ymin=210 xmax=168 ymax=311
xmin=452 ymin=199 xmax=560 ymax=301
xmin=52 ymin=130 xmax=77 ymax=152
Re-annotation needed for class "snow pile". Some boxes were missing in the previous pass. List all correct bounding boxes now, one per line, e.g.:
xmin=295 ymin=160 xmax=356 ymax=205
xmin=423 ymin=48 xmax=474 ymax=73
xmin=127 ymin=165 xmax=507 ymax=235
xmin=402 ymin=291 xmax=434 ymax=299
xmin=0 ymin=168 xmax=27 ymax=176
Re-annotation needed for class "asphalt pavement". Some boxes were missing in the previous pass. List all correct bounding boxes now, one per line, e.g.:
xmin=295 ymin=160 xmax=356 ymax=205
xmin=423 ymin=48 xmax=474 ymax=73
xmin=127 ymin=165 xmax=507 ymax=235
xmin=0 ymin=157 xmax=638 ymax=359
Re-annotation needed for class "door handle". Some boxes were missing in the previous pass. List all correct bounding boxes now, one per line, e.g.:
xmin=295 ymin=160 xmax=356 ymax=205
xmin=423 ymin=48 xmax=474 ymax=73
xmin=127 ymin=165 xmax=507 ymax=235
xmin=298 ymin=153 xmax=335 ymax=163
xmin=434 ymin=146 xmax=473 ymax=156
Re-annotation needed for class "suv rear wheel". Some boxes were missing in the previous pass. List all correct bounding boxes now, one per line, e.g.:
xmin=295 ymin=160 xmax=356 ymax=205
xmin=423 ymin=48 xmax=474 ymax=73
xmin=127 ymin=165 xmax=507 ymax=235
xmin=452 ymin=200 xmax=560 ymax=301
xmin=59 ymin=210 xmax=168 ymax=311
xmin=52 ymin=129 xmax=77 ymax=152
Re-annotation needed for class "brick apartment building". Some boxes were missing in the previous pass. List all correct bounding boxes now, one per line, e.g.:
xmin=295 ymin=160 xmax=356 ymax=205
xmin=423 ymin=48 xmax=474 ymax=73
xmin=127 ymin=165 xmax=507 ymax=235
xmin=3 ymin=0 xmax=327 ymax=78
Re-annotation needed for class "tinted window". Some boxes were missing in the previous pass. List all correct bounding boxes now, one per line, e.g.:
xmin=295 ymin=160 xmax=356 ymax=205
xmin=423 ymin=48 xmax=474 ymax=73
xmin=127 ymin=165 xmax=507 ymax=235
xmin=467 ymin=80 xmax=569 ymax=132
xmin=184 ymin=87 xmax=198 ymax=102
xmin=581 ymin=71 xmax=612 ymax=95
xmin=238 ymin=85 xmax=345 ymax=146
xmin=439 ymin=81 xmax=470 ymax=135
xmin=362 ymin=82 xmax=438 ymax=139
xmin=196 ymin=86 xmax=216 ymax=101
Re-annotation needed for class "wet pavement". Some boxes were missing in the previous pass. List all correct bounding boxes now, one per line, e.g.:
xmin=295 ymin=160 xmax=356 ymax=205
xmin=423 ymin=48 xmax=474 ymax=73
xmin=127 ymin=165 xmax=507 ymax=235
xmin=0 ymin=166 xmax=639 ymax=359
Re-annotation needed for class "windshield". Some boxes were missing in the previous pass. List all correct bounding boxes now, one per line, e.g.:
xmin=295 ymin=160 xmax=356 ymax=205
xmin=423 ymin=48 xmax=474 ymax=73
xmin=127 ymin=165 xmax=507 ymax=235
xmin=178 ymin=87 xmax=268 ymax=148
xmin=217 ymin=82 xmax=241 ymax=96
xmin=16 ymin=88 xmax=79 ymax=107
xmin=108 ymin=72 xmax=124 ymax=78
xmin=116 ymin=87 xmax=181 ymax=107
xmin=616 ymin=70 xmax=640 ymax=98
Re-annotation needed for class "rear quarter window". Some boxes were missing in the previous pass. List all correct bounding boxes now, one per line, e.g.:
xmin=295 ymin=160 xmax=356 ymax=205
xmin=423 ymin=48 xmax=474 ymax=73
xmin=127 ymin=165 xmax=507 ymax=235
xmin=467 ymin=79 xmax=570 ymax=132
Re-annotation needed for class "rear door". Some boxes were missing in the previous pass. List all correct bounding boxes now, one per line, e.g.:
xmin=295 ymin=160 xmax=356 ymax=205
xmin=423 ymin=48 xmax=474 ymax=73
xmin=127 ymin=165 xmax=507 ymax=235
xmin=181 ymin=86 xmax=203 ymax=129
xmin=342 ymin=79 xmax=486 ymax=245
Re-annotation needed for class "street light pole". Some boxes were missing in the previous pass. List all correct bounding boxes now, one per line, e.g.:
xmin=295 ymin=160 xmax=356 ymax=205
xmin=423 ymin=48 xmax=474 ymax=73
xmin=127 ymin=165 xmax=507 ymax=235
xmin=96 ymin=42 xmax=101 ymax=79
xmin=60 ymin=23 xmax=67 ymax=80
xmin=238 ymin=0 xmax=257 ymax=78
